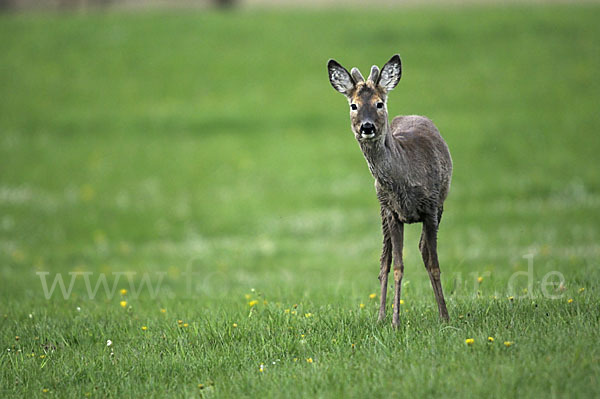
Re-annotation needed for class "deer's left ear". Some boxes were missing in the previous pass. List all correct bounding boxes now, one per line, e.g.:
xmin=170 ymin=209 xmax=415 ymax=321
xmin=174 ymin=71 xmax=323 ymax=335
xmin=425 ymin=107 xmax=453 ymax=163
xmin=378 ymin=54 xmax=402 ymax=92
xmin=328 ymin=59 xmax=355 ymax=96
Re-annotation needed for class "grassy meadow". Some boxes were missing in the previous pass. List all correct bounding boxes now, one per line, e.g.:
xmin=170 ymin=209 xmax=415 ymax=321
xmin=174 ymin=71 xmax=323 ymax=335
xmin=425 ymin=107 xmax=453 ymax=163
xmin=1 ymin=4 xmax=600 ymax=398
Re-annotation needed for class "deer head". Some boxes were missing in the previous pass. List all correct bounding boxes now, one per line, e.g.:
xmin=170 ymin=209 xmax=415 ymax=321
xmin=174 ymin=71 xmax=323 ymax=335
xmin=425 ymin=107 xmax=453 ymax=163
xmin=328 ymin=54 xmax=402 ymax=142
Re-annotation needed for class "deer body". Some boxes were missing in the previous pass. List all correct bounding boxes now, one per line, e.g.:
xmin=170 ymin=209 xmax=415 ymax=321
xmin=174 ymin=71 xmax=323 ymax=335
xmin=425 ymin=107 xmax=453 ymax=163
xmin=327 ymin=55 xmax=452 ymax=325
xmin=365 ymin=115 xmax=452 ymax=224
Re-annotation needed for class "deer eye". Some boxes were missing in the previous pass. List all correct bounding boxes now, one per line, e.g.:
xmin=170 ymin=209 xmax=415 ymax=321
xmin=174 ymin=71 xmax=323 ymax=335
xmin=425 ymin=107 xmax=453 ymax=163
xmin=350 ymin=104 xmax=358 ymax=111
xmin=376 ymin=102 xmax=384 ymax=109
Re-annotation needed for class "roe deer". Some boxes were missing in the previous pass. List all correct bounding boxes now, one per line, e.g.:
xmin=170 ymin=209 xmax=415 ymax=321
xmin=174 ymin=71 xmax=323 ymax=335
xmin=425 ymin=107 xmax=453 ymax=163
xmin=327 ymin=54 xmax=452 ymax=326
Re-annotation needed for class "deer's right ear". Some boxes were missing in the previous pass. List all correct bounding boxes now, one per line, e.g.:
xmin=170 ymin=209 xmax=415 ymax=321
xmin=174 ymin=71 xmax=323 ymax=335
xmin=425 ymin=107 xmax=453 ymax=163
xmin=328 ymin=59 xmax=355 ymax=96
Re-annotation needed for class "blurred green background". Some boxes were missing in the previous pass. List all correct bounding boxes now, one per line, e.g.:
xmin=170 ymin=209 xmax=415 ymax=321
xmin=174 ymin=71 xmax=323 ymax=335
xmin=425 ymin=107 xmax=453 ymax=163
xmin=2 ymin=4 xmax=599 ymax=296
xmin=1 ymin=2 xmax=599 ymax=397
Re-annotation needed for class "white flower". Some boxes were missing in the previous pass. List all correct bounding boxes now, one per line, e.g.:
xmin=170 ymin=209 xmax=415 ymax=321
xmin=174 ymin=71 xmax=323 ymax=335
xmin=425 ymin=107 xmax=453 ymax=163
xmin=76 ymin=307 xmax=81 ymax=312
xmin=106 ymin=340 xmax=112 ymax=347
xmin=28 ymin=314 xmax=33 ymax=318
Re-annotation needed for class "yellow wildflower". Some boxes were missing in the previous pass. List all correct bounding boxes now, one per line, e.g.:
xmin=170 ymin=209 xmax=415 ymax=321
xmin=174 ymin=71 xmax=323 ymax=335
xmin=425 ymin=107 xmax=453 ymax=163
xmin=120 ymin=289 xmax=127 ymax=296
xmin=306 ymin=357 xmax=313 ymax=363
xmin=183 ymin=323 xmax=189 ymax=327
xmin=248 ymin=300 xmax=259 ymax=307
xmin=291 ymin=310 xmax=297 ymax=315
xmin=259 ymin=364 xmax=265 ymax=372
xmin=160 ymin=308 xmax=166 ymax=313
xmin=567 ymin=298 xmax=573 ymax=304
xmin=578 ymin=287 xmax=585 ymax=293
xmin=477 ymin=276 xmax=484 ymax=283
xmin=508 ymin=296 xmax=514 ymax=301
xmin=465 ymin=338 xmax=474 ymax=345
xmin=488 ymin=337 xmax=494 ymax=342
xmin=284 ymin=309 xmax=290 ymax=314
xmin=42 ymin=388 xmax=49 ymax=393
xmin=359 ymin=303 xmax=365 ymax=309
xmin=120 ymin=301 xmax=127 ymax=308
xmin=39 ymin=355 xmax=46 ymax=359
xmin=504 ymin=341 xmax=513 ymax=347
xmin=198 ymin=384 xmax=204 ymax=389
xmin=304 ymin=313 xmax=312 ymax=318
xmin=177 ymin=320 xmax=183 ymax=325
xmin=141 ymin=326 xmax=147 ymax=331
xmin=233 ymin=323 xmax=238 ymax=328
xmin=245 ymin=294 xmax=251 ymax=300
xmin=369 ymin=293 xmax=376 ymax=299
xmin=400 ymin=299 xmax=405 ymax=305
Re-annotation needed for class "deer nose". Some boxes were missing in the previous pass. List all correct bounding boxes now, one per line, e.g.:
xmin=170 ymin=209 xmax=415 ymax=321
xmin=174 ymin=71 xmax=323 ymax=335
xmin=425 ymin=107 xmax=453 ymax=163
xmin=360 ymin=122 xmax=375 ymax=135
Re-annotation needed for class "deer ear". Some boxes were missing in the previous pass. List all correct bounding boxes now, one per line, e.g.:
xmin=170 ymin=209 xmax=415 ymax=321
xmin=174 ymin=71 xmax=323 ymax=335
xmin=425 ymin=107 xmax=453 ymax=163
xmin=378 ymin=54 xmax=402 ymax=91
xmin=328 ymin=59 xmax=355 ymax=95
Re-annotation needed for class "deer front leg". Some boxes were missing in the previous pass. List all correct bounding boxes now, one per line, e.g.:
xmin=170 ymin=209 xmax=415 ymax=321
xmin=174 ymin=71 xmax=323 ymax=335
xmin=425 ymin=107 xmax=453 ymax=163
xmin=389 ymin=216 xmax=404 ymax=327
xmin=378 ymin=225 xmax=392 ymax=322
xmin=421 ymin=221 xmax=450 ymax=321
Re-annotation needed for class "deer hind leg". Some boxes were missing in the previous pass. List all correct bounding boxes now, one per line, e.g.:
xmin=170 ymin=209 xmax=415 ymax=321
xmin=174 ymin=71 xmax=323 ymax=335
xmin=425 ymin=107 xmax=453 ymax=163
xmin=389 ymin=214 xmax=404 ymax=327
xmin=419 ymin=228 xmax=428 ymax=260
xmin=378 ymin=209 xmax=392 ymax=321
xmin=420 ymin=219 xmax=449 ymax=321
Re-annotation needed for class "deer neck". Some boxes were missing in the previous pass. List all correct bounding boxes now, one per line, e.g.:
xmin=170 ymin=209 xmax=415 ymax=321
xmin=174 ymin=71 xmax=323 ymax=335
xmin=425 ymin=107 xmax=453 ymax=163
xmin=358 ymin=120 xmax=404 ymax=188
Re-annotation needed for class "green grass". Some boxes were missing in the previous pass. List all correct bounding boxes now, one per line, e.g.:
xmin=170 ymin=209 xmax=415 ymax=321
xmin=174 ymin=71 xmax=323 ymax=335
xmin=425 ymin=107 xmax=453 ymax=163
xmin=1 ymin=5 xmax=600 ymax=398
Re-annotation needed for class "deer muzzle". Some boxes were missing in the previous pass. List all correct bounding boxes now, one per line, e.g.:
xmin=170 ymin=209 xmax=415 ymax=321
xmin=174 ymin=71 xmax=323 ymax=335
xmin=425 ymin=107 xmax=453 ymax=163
xmin=360 ymin=122 xmax=376 ymax=139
